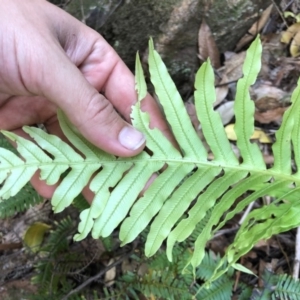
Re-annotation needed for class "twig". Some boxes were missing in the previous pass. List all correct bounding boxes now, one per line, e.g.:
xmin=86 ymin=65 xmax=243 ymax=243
xmin=233 ymin=257 xmax=242 ymax=291
xmin=215 ymin=79 xmax=239 ymax=87
xmin=293 ymin=226 xmax=300 ymax=279
xmin=238 ymin=201 xmax=255 ymax=225
xmin=271 ymin=0 xmax=288 ymax=28
xmin=283 ymin=0 xmax=295 ymax=11
xmin=62 ymin=247 xmax=135 ymax=300
xmin=276 ymin=235 xmax=291 ymax=275
xmin=213 ymin=227 xmax=239 ymax=238
xmin=0 ymin=242 xmax=22 ymax=251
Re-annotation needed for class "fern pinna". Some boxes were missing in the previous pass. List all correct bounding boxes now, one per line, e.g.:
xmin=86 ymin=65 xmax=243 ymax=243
xmin=0 ymin=36 xmax=300 ymax=286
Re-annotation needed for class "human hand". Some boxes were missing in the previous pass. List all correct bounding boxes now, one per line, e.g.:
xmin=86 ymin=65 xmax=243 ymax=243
xmin=0 ymin=0 xmax=172 ymax=198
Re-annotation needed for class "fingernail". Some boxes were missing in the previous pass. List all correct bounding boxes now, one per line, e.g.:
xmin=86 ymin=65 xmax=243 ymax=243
xmin=118 ymin=126 xmax=146 ymax=150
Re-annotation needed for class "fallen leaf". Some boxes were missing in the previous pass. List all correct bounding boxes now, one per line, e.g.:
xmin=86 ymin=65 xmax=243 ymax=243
xmin=216 ymin=101 xmax=234 ymax=125
xmin=222 ymin=51 xmax=246 ymax=82
xmin=281 ymin=25 xmax=298 ymax=44
xmin=290 ymin=30 xmax=300 ymax=57
xmin=198 ymin=19 xmax=220 ymax=68
xmin=251 ymin=83 xmax=288 ymax=102
xmin=284 ymin=11 xmax=300 ymax=23
xmin=281 ymin=22 xmax=300 ymax=57
xmin=214 ymin=74 xmax=229 ymax=107
xmin=105 ymin=258 xmax=116 ymax=286
xmin=185 ymin=100 xmax=210 ymax=151
xmin=185 ymin=100 xmax=200 ymax=130
xmin=24 ymin=222 xmax=51 ymax=252
xmin=255 ymin=106 xmax=288 ymax=124
xmin=251 ymin=84 xmax=290 ymax=123
xmin=225 ymin=124 xmax=272 ymax=143
xmin=235 ymin=4 xmax=273 ymax=51
xmin=215 ymin=85 xmax=229 ymax=107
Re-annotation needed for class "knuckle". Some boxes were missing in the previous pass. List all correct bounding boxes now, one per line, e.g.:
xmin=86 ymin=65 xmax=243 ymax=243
xmin=77 ymin=93 xmax=120 ymax=130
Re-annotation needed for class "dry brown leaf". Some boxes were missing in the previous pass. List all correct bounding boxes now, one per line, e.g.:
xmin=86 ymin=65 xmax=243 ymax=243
xmin=214 ymin=53 xmax=245 ymax=106
xmin=198 ymin=19 xmax=220 ymax=69
xmin=252 ymin=84 xmax=290 ymax=123
xmin=235 ymin=4 xmax=273 ymax=51
xmin=184 ymin=100 xmax=210 ymax=152
xmin=222 ymin=52 xmax=246 ymax=82
xmin=185 ymin=101 xmax=200 ymax=130
xmin=251 ymin=83 xmax=287 ymax=102
xmin=214 ymin=85 xmax=228 ymax=107
xmin=214 ymin=74 xmax=229 ymax=107
xmin=255 ymin=96 xmax=285 ymax=111
xmin=255 ymin=106 xmax=288 ymax=124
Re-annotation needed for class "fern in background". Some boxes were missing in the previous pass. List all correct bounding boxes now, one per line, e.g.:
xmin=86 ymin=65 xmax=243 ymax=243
xmin=90 ymin=247 xmax=235 ymax=300
xmin=273 ymin=273 xmax=300 ymax=299
xmin=31 ymin=216 xmax=77 ymax=297
xmin=1 ymin=35 xmax=300 ymax=289
xmin=0 ymin=182 xmax=43 ymax=218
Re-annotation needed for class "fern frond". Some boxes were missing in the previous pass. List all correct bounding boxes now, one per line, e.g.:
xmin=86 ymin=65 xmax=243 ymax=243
xmin=2 ymin=35 xmax=300 ymax=287
xmin=72 ymin=193 xmax=90 ymax=212
xmin=196 ymin=275 xmax=233 ymax=300
xmin=233 ymin=36 xmax=265 ymax=169
xmin=273 ymin=274 xmax=300 ymax=299
xmin=0 ymin=182 xmax=43 ymax=218
xmin=196 ymin=251 xmax=231 ymax=281
xmin=32 ymin=216 xmax=76 ymax=292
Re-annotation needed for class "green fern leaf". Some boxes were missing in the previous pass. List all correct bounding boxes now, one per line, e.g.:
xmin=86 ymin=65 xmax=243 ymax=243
xmin=273 ymin=273 xmax=300 ymax=299
xmin=234 ymin=35 xmax=265 ymax=169
xmin=0 ymin=183 xmax=43 ymax=218
xmin=194 ymin=58 xmax=237 ymax=165
xmin=2 ymin=35 xmax=300 ymax=288
xmin=196 ymin=275 xmax=233 ymax=300
xmin=148 ymin=37 xmax=207 ymax=159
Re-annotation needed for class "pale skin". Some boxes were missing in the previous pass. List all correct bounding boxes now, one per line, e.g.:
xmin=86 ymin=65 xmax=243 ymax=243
xmin=0 ymin=0 xmax=173 ymax=199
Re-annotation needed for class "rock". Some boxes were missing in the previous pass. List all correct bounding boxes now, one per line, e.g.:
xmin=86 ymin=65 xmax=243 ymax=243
xmin=51 ymin=0 xmax=279 ymax=95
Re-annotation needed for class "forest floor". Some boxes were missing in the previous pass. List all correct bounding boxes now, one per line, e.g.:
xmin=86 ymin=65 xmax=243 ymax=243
xmin=1 ymin=0 xmax=300 ymax=299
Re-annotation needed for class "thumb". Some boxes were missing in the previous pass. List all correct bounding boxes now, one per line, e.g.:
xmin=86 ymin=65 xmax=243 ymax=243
xmin=39 ymin=50 xmax=145 ymax=157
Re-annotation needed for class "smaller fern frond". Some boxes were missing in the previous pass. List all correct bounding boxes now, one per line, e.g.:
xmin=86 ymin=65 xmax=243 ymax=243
xmin=274 ymin=274 xmax=300 ymax=299
xmin=0 ymin=183 xmax=43 ymax=218
xmin=196 ymin=251 xmax=229 ymax=281
xmin=32 ymin=217 xmax=76 ymax=295
xmin=196 ymin=275 xmax=233 ymax=300
xmin=72 ymin=193 xmax=90 ymax=212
